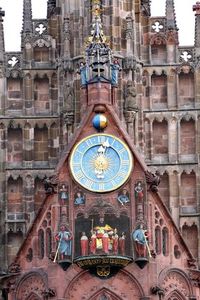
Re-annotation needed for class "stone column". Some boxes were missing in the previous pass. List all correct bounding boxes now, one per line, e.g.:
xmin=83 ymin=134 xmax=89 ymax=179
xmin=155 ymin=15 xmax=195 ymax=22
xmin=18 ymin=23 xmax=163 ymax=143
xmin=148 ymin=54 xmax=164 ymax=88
xmin=23 ymin=124 xmax=34 ymax=168
xmin=168 ymin=169 xmax=179 ymax=225
xmin=0 ymin=123 xmax=6 ymax=268
xmin=168 ymin=117 xmax=178 ymax=163
xmin=167 ymin=70 xmax=177 ymax=109
xmin=24 ymin=175 xmax=35 ymax=226
xmin=24 ymin=74 xmax=33 ymax=115
xmin=124 ymin=111 xmax=137 ymax=141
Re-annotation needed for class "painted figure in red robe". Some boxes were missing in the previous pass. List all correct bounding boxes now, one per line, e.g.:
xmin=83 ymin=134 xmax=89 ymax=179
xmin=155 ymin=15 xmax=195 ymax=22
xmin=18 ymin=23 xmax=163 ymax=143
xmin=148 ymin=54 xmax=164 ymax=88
xmin=80 ymin=232 xmax=88 ymax=256
xmin=132 ymin=224 xmax=148 ymax=257
xmin=102 ymin=230 xmax=109 ymax=254
xmin=112 ymin=229 xmax=119 ymax=255
xmin=90 ymin=231 xmax=97 ymax=254
xmin=119 ymin=232 xmax=126 ymax=256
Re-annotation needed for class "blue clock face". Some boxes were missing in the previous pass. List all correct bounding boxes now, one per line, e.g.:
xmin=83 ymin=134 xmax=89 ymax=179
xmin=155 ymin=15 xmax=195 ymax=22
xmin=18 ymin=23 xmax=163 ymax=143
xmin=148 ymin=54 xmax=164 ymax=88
xmin=70 ymin=134 xmax=133 ymax=193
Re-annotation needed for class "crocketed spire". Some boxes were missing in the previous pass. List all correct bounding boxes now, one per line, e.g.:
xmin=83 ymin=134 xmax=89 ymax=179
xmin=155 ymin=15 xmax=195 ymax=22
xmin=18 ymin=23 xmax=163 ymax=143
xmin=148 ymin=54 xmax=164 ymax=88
xmin=165 ymin=0 xmax=178 ymax=30
xmin=0 ymin=8 xmax=5 ymax=62
xmin=22 ymin=0 xmax=33 ymax=35
xmin=193 ymin=1 xmax=200 ymax=48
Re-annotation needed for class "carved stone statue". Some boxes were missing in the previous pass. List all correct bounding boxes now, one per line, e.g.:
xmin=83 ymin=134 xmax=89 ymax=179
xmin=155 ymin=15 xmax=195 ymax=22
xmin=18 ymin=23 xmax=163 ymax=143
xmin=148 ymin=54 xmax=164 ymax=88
xmin=124 ymin=80 xmax=138 ymax=112
xmin=145 ymin=170 xmax=160 ymax=193
xmin=43 ymin=175 xmax=58 ymax=194
xmin=63 ymin=82 xmax=74 ymax=112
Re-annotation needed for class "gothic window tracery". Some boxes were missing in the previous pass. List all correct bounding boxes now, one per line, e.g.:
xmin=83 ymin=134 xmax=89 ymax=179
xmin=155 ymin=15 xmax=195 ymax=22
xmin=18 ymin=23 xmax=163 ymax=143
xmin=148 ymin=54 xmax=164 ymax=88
xmin=155 ymin=225 xmax=161 ymax=254
xmin=180 ymin=171 xmax=196 ymax=213
xmin=34 ymin=46 xmax=49 ymax=62
xmin=154 ymin=209 xmax=169 ymax=256
xmin=7 ymin=176 xmax=23 ymax=213
xmin=151 ymin=74 xmax=167 ymax=108
xmin=46 ymin=228 xmax=52 ymax=257
xmin=159 ymin=172 xmax=170 ymax=209
xmin=34 ymin=125 xmax=48 ymax=164
xmin=180 ymin=119 xmax=196 ymax=158
xmin=34 ymin=76 xmax=50 ymax=114
xmin=7 ymin=127 xmax=23 ymax=165
xmin=34 ymin=177 xmax=45 ymax=213
xmin=178 ymin=72 xmax=194 ymax=107
xmin=152 ymin=119 xmax=168 ymax=162
xmin=38 ymin=229 xmax=44 ymax=259
xmin=182 ymin=223 xmax=198 ymax=259
xmin=162 ymin=227 xmax=169 ymax=256
xmin=7 ymin=77 xmax=22 ymax=110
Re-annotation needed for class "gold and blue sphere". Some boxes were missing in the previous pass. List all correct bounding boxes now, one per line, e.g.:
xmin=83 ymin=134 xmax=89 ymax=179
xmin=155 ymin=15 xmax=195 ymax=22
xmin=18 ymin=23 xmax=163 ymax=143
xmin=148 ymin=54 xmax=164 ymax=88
xmin=92 ymin=114 xmax=107 ymax=130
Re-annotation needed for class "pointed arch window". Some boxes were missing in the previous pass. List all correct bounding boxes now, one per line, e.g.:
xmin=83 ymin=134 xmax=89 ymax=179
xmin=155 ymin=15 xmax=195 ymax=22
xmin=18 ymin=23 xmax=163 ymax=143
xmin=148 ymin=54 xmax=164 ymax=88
xmin=162 ymin=227 xmax=169 ymax=256
xmin=46 ymin=228 xmax=52 ymax=257
xmin=155 ymin=226 xmax=161 ymax=255
xmin=38 ymin=229 xmax=44 ymax=259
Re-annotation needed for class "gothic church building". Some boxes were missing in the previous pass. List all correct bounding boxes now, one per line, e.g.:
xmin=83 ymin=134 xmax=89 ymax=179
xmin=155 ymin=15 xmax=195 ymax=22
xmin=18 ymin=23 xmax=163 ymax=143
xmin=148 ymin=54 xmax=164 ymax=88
xmin=0 ymin=0 xmax=200 ymax=299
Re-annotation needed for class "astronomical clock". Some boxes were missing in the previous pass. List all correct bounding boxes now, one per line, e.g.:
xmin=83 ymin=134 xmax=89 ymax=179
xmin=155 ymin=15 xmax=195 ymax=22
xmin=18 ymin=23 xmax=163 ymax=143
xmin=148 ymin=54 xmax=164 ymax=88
xmin=70 ymin=133 xmax=133 ymax=193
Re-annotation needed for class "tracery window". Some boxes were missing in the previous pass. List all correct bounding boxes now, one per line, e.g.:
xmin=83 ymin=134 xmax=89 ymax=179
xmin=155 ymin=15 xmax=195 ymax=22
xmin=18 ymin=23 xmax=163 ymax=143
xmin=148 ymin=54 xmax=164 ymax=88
xmin=46 ymin=228 xmax=52 ymax=257
xmin=155 ymin=226 xmax=161 ymax=254
xmin=162 ymin=227 xmax=169 ymax=256
xmin=38 ymin=229 xmax=44 ymax=259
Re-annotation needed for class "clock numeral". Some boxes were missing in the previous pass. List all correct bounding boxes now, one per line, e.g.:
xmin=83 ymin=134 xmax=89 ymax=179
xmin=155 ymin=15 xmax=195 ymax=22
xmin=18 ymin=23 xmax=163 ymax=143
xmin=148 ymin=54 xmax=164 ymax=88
xmin=75 ymin=170 xmax=84 ymax=180
xmin=72 ymin=162 xmax=81 ymax=167
xmin=84 ymin=179 xmax=93 ymax=189
xmin=118 ymin=148 xmax=126 ymax=154
xmin=111 ymin=180 xmax=116 ymax=187
xmin=118 ymin=170 xmax=127 ymax=178
xmin=99 ymin=183 xmax=105 ymax=191
xmin=110 ymin=139 xmax=115 ymax=146
xmin=86 ymin=139 xmax=93 ymax=147
xmin=121 ymin=160 xmax=129 ymax=166
xmin=98 ymin=135 xmax=106 ymax=144
xmin=76 ymin=149 xmax=83 ymax=154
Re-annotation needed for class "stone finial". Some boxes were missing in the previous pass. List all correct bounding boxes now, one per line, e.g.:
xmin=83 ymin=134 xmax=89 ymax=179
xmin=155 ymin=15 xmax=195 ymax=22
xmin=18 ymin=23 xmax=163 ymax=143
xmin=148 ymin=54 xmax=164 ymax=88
xmin=0 ymin=8 xmax=5 ymax=61
xmin=165 ymin=0 xmax=178 ymax=30
xmin=193 ymin=1 xmax=200 ymax=15
xmin=22 ymin=0 xmax=33 ymax=35
xmin=193 ymin=2 xmax=200 ymax=48
xmin=0 ymin=8 xmax=5 ymax=19
xmin=47 ymin=0 xmax=56 ymax=18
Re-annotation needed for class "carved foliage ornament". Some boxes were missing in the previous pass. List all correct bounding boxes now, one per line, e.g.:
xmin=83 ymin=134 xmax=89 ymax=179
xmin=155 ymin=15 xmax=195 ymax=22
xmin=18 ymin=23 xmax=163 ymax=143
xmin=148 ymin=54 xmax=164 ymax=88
xmin=16 ymin=274 xmax=46 ymax=300
xmin=161 ymin=270 xmax=192 ymax=298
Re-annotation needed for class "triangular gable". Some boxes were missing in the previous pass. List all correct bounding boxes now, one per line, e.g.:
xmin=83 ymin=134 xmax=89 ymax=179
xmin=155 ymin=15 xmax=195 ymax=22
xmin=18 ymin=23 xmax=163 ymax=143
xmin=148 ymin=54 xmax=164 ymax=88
xmin=13 ymin=102 xmax=194 ymax=266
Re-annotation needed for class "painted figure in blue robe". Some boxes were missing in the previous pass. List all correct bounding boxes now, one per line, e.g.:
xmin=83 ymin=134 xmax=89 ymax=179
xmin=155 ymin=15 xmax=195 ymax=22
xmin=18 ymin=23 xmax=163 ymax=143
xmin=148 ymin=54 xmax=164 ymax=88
xmin=117 ymin=188 xmax=130 ymax=205
xmin=55 ymin=225 xmax=72 ymax=260
xmin=132 ymin=224 xmax=148 ymax=257
xmin=74 ymin=191 xmax=85 ymax=205
xmin=111 ymin=59 xmax=121 ymax=85
xmin=59 ymin=184 xmax=68 ymax=205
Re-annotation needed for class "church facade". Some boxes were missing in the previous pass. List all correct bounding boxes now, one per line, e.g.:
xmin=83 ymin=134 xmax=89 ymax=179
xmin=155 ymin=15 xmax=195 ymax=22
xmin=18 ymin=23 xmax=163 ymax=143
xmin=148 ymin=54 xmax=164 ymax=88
xmin=0 ymin=0 xmax=200 ymax=299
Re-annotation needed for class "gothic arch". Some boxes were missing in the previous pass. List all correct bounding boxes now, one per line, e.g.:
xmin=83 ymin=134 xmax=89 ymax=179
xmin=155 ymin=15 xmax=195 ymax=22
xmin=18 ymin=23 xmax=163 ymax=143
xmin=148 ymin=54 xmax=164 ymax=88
xmin=25 ymin=292 xmax=41 ymax=300
xmin=166 ymin=289 xmax=187 ymax=300
xmin=158 ymin=268 xmax=193 ymax=298
xmin=64 ymin=269 xmax=145 ymax=299
xmin=15 ymin=270 xmax=48 ymax=300
xmin=89 ymin=287 xmax=122 ymax=300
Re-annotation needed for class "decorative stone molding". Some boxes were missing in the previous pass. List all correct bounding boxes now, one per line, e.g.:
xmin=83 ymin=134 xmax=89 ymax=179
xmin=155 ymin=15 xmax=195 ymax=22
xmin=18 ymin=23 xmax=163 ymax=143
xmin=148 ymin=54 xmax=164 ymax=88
xmin=122 ymin=56 xmax=137 ymax=71
xmin=63 ymin=17 xmax=71 ymax=40
xmin=158 ymin=268 xmax=193 ymax=298
xmin=150 ymin=33 xmax=166 ymax=46
xmin=8 ymin=263 xmax=21 ymax=274
xmin=141 ymin=0 xmax=151 ymax=16
xmin=125 ymin=14 xmax=133 ymax=40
